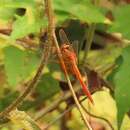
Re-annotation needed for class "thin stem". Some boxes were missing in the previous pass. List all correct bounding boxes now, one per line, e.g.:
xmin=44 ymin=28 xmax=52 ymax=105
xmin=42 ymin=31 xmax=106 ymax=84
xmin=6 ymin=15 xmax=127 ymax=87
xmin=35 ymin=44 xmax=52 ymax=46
xmin=0 ymin=44 xmax=51 ymax=124
xmin=53 ymin=33 xmax=92 ymax=130
xmin=82 ymin=23 xmax=96 ymax=65
xmin=43 ymin=97 xmax=87 ymax=130
xmin=34 ymin=76 xmax=114 ymax=122
xmin=82 ymin=0 xmax=100 ymax=65
xmin=81 ymin=104 xmax=114 ymax=130
xmin=44 ymin=0 xmax=54 ymax=43
xmin=45 ymin=0 xmax=92 ymax=127
xmin=0 ymin=49 xmax=50 ymax=115
xmin=34 ymin=86 xmax=80 ymax=121
xmin=43 ymin=105 xmax=74 ymax=130
xmin=43 ymin=96 xmax=114 ymax=130
xmin=0 ymin=0 xmax=53 ymax=123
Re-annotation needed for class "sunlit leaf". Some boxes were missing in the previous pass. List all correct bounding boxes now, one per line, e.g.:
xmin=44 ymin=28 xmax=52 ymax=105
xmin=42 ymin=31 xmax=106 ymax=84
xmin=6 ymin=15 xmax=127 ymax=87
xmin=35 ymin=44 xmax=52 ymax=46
xmin=0 ymin=0 xmax=47 ymax=39
xmin=109 ymin=5 xmax=130 ymax=40
xmin=70 ymin=4 xmax=106 ymax=23
xmin=4 ymin=46 xmax=39 ymax=87
xmin=11 ymin=9 xmax=47 ymax=39
xmin=0 ymin=0 xmax=35 ymax=8
xmin=108 ymin=46 xmax=130 ymax=129
xmin=9 ymin=109 xmax=41 ymax=130
xmin=0 ymin=8 xmax=16 ymax=20
xmin=53 ymin=0 xmax=106 ymax=24
xmin=0 ymin=34 xmax=10 ymax=49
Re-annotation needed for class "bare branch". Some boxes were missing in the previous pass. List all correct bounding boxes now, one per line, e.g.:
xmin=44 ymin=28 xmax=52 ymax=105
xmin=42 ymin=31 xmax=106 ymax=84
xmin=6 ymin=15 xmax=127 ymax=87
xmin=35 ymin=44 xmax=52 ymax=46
xmin=53 ymin=21 xmax=93 ymax=130
xmin=42 ymin=97 xmax=87 ymax=130
xmin=0 ymin=0 xmax=53 ymax=123
xmin=80 ymin=103 xmax=114 ymax=130
xmin=34 ymin=86 xmax=80 ymax=121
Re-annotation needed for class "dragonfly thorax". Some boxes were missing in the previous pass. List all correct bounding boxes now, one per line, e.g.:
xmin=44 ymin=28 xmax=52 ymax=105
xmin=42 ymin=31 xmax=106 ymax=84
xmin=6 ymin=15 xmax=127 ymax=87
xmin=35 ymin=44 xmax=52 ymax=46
xmin=60 ymin=44 xmax=69 ymax=51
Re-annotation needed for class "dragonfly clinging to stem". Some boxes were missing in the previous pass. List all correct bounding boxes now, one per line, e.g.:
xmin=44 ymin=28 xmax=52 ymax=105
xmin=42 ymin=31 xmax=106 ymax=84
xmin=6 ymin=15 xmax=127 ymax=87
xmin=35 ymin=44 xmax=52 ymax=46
xmin=59 ymin=29 xmax=94 ymax=104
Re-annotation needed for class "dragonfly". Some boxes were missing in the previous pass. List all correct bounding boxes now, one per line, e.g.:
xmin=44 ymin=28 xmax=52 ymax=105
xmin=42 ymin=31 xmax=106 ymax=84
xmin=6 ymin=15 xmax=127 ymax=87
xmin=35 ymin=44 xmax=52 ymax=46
xmin=59 ymin=29 xmax=94 ymax=104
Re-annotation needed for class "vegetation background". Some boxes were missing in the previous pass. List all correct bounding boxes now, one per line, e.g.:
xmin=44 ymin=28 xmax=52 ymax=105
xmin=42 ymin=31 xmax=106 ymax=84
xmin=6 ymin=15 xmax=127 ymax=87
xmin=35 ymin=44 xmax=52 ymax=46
xmin=0 ymin=0 xmax=130 ymax=130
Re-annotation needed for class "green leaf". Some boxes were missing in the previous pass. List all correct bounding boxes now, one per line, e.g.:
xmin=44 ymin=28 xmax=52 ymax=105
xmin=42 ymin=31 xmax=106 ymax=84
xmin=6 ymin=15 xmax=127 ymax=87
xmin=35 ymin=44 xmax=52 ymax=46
xmin=4 ymin=46 xmax=39 ymax=87
xmin=0 ymin=0 xmax=35 ymax=8
xmin=53 ymin=0 xmax=90 ymax=13
xmin=53 ymin=0 xmax=78 ymax=12
xmin=86 ymin=45 xmax=122 ymax=75
xmin=36 ymin=74 xmax=60 ymax=101
xmin=70 ymin=4 xmax=106 ymax=23
xmin=55 ymin=10 xmax=70 ymax=24
xmin=109 ymin=5 xmax=130 ymax=40
xmin=0 ymin=0 xmax=47 ymax=39
xmin=4 ymin=46 xmax=25 ymax=86
xmin=0 ymin=92 xmax=19 ymax=111
xmin=11 ymin=9 xmax=47 ymax=39
xmin=109 ymin=46 xmax=130 ymax=129
xmin=0 ymin=34 xmax=10 ymax=49
xmin=53 ymin=0 xmax=106 ymax=24
xmin=0 ymin=8 xmax=16 ymax=20
xmin=53 ymin=0 xmax=78 ymax=24
xmin=9 ymin=109 xmax=41 ymax=130
xmin=107 ymin=55 xmax=123 ymax=86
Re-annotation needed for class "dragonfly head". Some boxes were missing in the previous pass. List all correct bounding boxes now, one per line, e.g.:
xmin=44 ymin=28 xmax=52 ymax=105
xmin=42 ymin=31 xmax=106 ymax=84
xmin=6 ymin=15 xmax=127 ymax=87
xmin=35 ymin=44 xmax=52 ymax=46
xmin=61 ymin=44 xmax=70 ymax=51
xmin=60 ymin=44 xmax=77 ymax=63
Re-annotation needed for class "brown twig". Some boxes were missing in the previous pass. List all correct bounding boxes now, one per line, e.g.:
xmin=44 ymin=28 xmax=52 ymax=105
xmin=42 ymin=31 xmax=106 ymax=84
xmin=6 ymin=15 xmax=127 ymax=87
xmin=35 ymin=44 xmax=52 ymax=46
xmin=43 ymin=105 xmax=74 ymax=130
xmin=34 ymin=71 xmax=114 ymax=122
xmin=0 ymin=47 xmax=51 ymax=120
xmin=80 ymin=103 xmax=114 ymax=130
xmin=42 ymin=95 xmax=114 ymax=130
xmin=34 ymin=86 xmax=80 ymax=121
xmin=0 ymin=0 xmax=53 ymax=123
xmin=43 ymin=0 xmax=93 ymax=128
xmin=53 ymin=23 xmax=93 ymax=130
xmin=42 ymin=97 xmax=87 ymax=130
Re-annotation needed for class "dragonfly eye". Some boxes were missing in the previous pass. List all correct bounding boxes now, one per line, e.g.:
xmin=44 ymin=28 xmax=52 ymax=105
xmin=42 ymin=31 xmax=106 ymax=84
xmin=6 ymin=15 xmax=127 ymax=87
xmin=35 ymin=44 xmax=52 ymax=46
xmin=64 ymin=44 xmax=69 ymax=49
xmin=61 ymin=44 xmax=69 ymax=50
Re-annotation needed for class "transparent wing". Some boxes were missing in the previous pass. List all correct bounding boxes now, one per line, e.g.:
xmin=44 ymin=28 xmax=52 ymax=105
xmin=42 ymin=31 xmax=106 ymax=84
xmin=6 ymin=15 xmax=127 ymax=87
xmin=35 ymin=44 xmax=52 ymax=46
xmin=72 ymin=40 xmax=79 ymax=57
xmin=59 ymin=29 xmax=79 ymax=64
xmin=59 ymin=29 xmax=71 ymax=45
xmin=72 ymin=40 xmax=79 ymax=64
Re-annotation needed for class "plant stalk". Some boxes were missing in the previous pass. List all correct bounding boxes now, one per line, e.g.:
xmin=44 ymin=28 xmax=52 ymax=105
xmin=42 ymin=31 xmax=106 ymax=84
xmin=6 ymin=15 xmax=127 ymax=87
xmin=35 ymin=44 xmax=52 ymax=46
xmin=82 ymin=23 xmax=96 ymax=65
xmin=82 ymin=0 xmax=100 ymax=65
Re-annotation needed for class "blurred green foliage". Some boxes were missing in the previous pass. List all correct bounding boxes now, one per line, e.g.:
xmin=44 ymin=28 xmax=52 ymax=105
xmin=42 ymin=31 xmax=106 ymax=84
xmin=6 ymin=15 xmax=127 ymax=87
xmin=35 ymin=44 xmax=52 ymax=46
xmin=4 ymin=46 xmax=39 ymax=86
xmin=53 ymin=0 xmax=106 ymax=23
xmin=108 ymin=46 xmax=130 ymax=129
xmin=0 ymin=0 xmax=130 ymax=130
xmin=109 ymin=5 xmax=130 ymax=40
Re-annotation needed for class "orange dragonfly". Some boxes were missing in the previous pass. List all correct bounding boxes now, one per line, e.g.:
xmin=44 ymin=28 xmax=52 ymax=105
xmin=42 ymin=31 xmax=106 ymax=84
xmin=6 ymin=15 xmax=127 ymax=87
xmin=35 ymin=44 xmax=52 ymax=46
xmin=59 ymin=29 xmax=94 ymax=104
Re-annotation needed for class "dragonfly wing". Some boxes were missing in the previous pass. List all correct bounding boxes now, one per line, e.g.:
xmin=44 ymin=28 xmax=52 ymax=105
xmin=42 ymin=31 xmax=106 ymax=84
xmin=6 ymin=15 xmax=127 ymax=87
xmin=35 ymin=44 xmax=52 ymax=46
xmin=59 ymin=29 xmax=71 ymax=45
xmin=72 ymin=40 xmax=79 ymax=59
